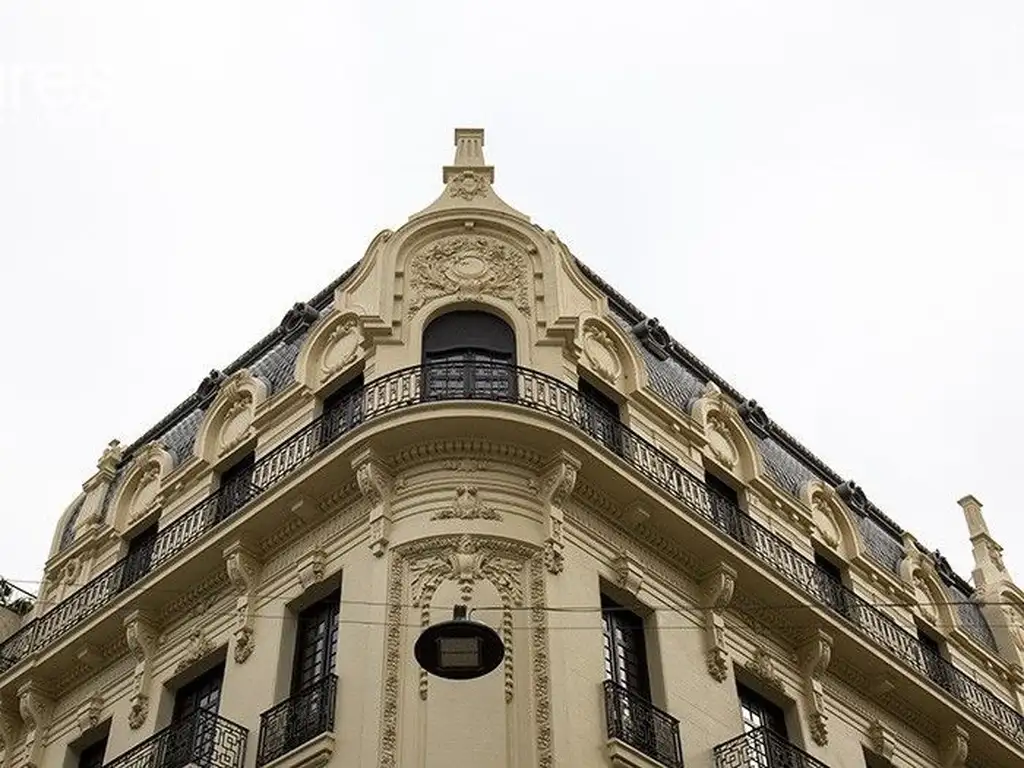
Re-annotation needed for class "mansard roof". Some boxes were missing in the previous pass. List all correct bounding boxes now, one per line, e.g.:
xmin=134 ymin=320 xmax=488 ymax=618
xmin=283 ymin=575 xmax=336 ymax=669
xmin=92 ymin=131 xmax=993 ymax=651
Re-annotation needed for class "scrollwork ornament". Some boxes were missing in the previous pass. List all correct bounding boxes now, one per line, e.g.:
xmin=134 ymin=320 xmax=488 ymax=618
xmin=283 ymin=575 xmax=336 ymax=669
xmin=430 ymin=485 xmax=502 ymax=521
xmin=447 ymin=170 xmax=490 ymax=200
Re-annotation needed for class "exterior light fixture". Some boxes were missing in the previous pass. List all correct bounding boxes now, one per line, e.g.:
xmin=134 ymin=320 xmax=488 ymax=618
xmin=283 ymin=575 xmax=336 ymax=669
xmin=414 ymin=605 xmax=505 ymax=680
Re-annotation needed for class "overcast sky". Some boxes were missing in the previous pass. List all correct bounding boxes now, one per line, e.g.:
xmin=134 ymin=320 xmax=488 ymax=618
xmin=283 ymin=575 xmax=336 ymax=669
xmin=1 ymin=3 xmax=1021 ymax=597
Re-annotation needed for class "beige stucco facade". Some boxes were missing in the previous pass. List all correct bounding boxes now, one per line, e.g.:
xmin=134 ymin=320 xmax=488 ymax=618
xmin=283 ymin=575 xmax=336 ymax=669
xmin=1 ymin=129 xmax=1023 ymax=768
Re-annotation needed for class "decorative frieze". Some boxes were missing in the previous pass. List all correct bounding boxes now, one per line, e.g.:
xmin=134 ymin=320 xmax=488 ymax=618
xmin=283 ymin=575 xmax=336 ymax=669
xmin=430 ymin=485 xmax=501 ymax=521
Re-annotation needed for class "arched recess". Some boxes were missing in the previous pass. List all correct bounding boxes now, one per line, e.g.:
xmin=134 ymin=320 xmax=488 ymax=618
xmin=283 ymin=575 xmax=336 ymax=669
xmin=49 ymin=493 xmax=88 ymax=557
xmin=898 ymin=550 xmax=959 ymax=631
xmin=420 ymin=309 xmax=517 ymax=400
xmin=193 ymin=369 xmax=268 ymax=465
xmin=109 ymin=442 xmax=175 ymax=532
xmin=690 ymin=382 xmax=765 ymax=483
xmin=799 ymin=480 xmax=864 ymax=561
xmin=576 ymin=315 xmax=646 ymax=396
xmin=294 ymin=310 xmax=365 ymax=394
xmin=406 ymin=298 xmax=532 ymax=371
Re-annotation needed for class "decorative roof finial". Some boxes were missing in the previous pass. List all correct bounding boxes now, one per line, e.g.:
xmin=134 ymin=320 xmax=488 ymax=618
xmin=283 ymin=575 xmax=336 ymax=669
xmin=958 ymin=495 xmax=1010 ymax=589
xmin=443 ymin=128 xmax=494 ymax=184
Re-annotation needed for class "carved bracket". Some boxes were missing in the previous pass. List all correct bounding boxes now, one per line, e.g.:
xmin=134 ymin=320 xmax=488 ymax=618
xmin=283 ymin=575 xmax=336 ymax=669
xmin=124 ymin=611 xmax=159 ymax=730
xmin=17 ymin=682 xmax=53 ymax=768
xmin=613 ymin=551 xmax=644 ymax=596
xmin=699 ymin=562 xmax=737 ymax=682
xmin=76 ymin=695 xmax=104 ymax=737
xmin=866 ymin=718 xmax=896 ymax=762
xmin=537 ymin=452 xmax=581 ymax=575
xmin=798 ymin=630 xmax=833 ymax=746
xmin=0 ymin=702 xmax=18 ymax=768
xmin=940 ymin=723 xmax=969 ymax=768
xmin=353 ymin=449 xmax=394 ymax=557
xmin=225 ymin=542 xmax=261 ymax=664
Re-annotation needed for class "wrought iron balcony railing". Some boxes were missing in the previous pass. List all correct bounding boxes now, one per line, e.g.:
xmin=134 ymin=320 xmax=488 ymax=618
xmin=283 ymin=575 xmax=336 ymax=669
xmin=2 ymin=361 xmax=1022 ymax=749
xmin=603 ymin=680 xmax=683 ymax=767
xmin=256 ymin=674 xmax=337 ymax=767
xmin=102 ymin=709 xmax=247 ymax=768
xmin=713 ymin=727 xmax=829 ymax=768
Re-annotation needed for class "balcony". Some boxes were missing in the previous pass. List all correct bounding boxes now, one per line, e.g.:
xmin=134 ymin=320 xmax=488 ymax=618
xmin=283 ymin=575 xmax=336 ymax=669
xmin=2 ymin=362 xmax=1022 ymax=751
xmin=256 ymin=675 xmax=337 ymax=767
xmin=713 ymin=727 xmax=830 ymax=768
xmin=603 ymin=680 xmax=683 ymax=768
xmin=102 ymin=710 xmax=247 ymax=768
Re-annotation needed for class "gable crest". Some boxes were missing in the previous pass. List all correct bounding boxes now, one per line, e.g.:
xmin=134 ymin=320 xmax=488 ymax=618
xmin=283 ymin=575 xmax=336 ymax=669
xmin=193 ymin=369 xmax=268 ymax=464
xmin=691 ymin=382 xmax=763 ymax=481
xmin=405 ymin=235 xmax=531 ymax=318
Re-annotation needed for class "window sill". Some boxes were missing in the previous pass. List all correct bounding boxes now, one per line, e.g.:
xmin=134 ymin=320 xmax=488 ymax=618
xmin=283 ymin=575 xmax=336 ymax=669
xmin=260 ymin=732 xmax=335 ymax=768
xmin=606 ymin=737 xmax=671 ymax=768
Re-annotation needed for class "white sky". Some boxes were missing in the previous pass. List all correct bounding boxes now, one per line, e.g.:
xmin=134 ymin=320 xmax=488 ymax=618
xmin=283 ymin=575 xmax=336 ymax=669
xmin=1 ymin=2 xmax=1021 ymax=596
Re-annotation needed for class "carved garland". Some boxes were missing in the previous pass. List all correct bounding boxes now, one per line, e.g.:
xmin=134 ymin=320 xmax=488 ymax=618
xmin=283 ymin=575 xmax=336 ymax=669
xmin=409 ymin=535 xmax=522 ymax=702
xmin=377 ymin=537 xmax=549 ymax=768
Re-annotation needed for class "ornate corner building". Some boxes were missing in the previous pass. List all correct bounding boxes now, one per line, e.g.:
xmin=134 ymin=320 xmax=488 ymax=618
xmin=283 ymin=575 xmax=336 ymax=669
xmin=1 ymin=129 xmax=1022 ymax=768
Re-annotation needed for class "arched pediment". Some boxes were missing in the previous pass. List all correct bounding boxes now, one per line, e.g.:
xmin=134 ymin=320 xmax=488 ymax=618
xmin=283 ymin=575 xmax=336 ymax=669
xmin=898 ymin=546 xmax=957 ymax=630
xmin=799 ymin=480 xmax=863 ymax=561
xmin=110 ymin=441 xmax=175 ymax=531
xmin=690 ymin=382 xmax=764 ymax=482
xmin=294 ymin=310 xmax=365 ymax=394
xmin=193 ymin=369 xmax=268 ymax=464
xmin=576 ymin=315 xmax=647 ymax=394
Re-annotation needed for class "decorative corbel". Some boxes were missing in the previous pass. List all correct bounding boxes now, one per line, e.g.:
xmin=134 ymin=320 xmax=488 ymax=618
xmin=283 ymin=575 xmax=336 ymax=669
xmin=225 ymin=541 xmax=261 ymax=664
xmin=537 ymin=451 xmax=581 ymax=575
xmin=17 ymin=682 xmax=53 ymax=768
xmin=124 ymin=611 xmax=158 ymax=730
xmin=75 ymin=695 xmax=104 ymax=737
xmin=699 ymin=562 xmax=736 ymax=682
xmin=613 ymin=551 xmax=644 ymax=596
xmin=939 ymin=724 xmax=969 ymax=768
xmin=353 ymin=449 xmax=393 ymax=557
xmin=798 ymin=630 xmax=833 ymax=746
xmin=0 ymin=701 xmax=20 ymax=768
xmin=866 ymin=718 xmax=896 ymax=763
xmin=297 ymin=550 xmax=327 ymax=592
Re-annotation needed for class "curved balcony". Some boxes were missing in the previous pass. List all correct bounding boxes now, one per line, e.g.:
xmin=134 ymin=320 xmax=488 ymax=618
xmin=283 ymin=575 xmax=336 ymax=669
xmin=2 ymin=362 xmax=1022 ymax=751
xmin=256 ymin=674 xmax=337 ymax=767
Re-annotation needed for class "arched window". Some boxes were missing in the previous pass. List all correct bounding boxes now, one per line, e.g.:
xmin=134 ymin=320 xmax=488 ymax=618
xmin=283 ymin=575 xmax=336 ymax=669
xmin=421 ymin=311 xmax=516 ymax=401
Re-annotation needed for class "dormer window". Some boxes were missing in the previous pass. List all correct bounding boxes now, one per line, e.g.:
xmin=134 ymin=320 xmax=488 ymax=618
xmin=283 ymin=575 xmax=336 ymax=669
xmin=421 ymin=311 xmax=516 ymax=401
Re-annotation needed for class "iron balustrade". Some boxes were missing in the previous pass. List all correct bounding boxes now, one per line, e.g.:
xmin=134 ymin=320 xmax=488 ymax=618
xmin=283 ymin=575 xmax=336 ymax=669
xmin=102 ymin=709 xmax=247 ymax=768
xmin=1 ymin=361 xmax=1022 ymax=749
xmin=256 ymin=674 xmax=337 ymax=766
xmin=713 ymin=727 xmax=830 ymax=768
xmin=603 ymin=680 xmax=683 ymax=767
